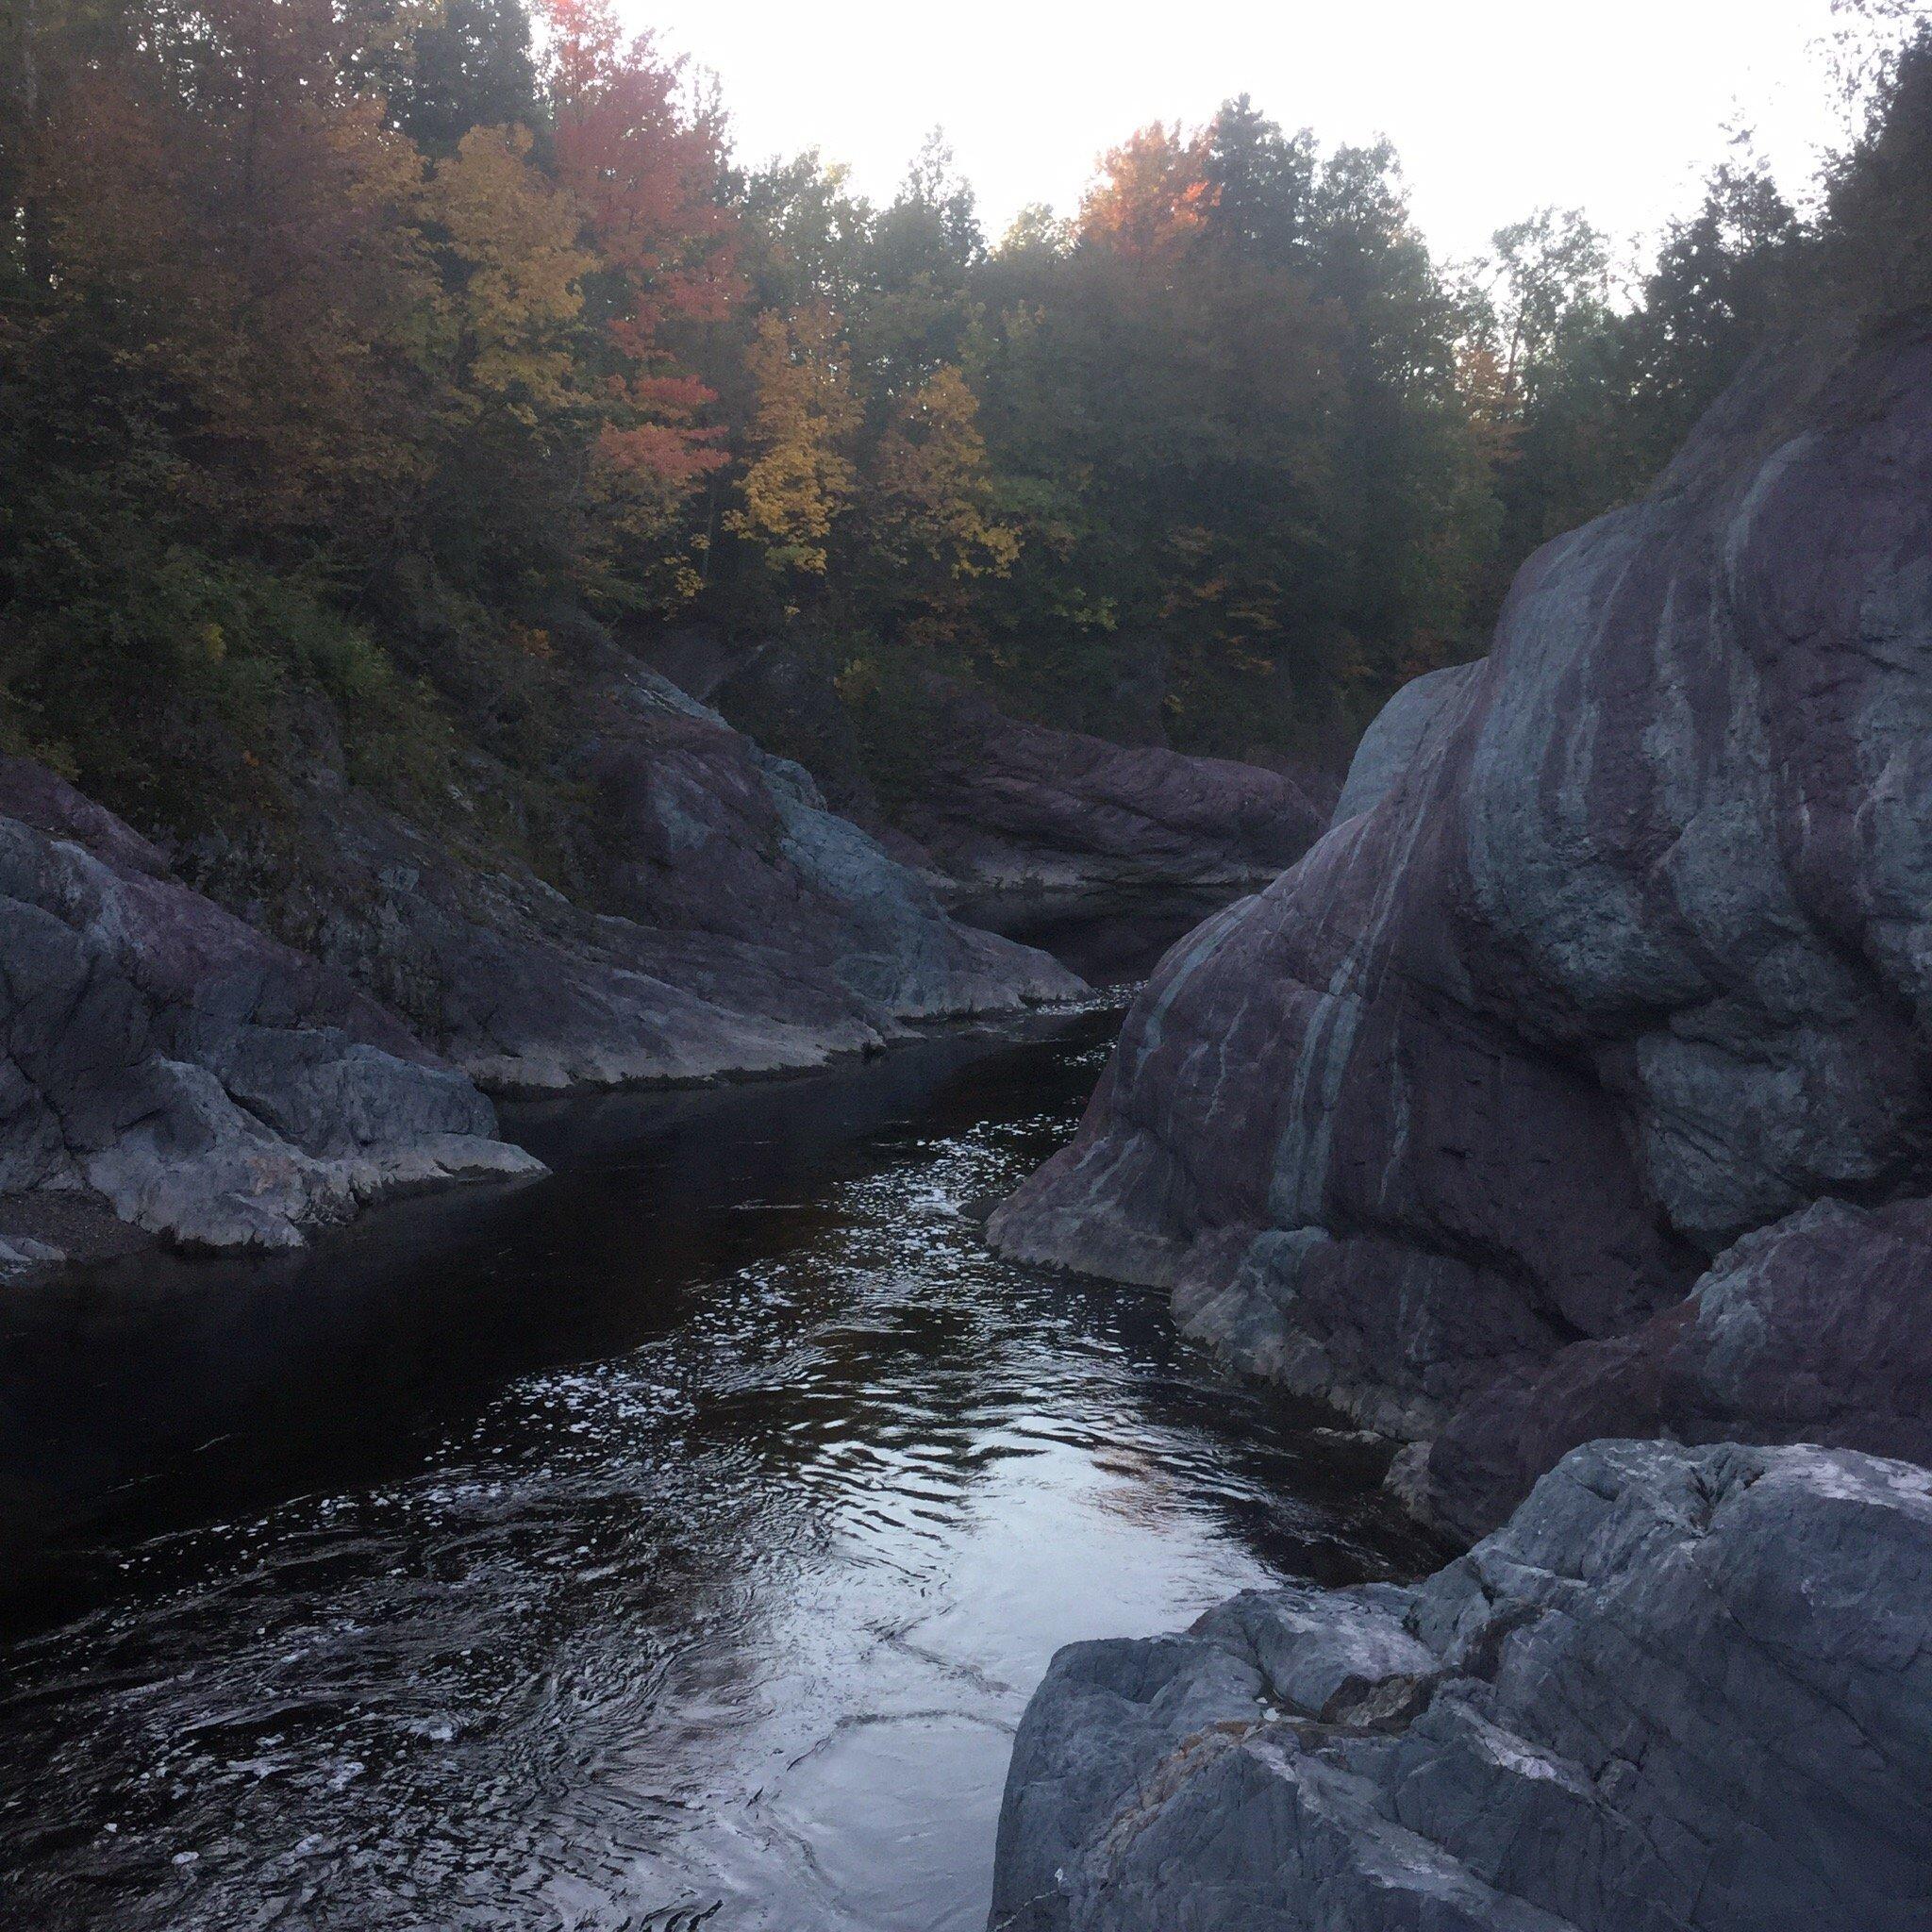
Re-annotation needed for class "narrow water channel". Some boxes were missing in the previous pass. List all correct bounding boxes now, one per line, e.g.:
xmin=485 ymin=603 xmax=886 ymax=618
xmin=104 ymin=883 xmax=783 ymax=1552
xmin=0 ymin=902 xmax=1436 ymax=1932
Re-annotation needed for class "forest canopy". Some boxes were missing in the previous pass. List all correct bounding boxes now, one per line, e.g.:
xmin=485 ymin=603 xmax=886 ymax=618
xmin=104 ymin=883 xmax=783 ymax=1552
xmin=3 ymin=0 xmax=1929 ymax=837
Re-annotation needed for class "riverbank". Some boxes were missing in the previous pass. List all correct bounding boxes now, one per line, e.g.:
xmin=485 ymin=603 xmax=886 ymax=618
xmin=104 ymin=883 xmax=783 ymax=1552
xmin=0 ymin=892 xmax=1229 ymax=1596
xmin=0 ymin=908 xmax=1435 ymax=1932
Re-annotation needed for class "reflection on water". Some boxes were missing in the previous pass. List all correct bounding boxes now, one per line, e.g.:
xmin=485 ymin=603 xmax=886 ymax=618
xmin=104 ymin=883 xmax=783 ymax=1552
xmin=0 ymin=911 xmax=1434 ymax=1932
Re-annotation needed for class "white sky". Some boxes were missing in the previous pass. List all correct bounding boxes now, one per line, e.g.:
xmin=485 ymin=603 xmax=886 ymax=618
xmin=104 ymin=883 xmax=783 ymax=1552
xmin=626 ymin=0 xmax=1868 ymax=266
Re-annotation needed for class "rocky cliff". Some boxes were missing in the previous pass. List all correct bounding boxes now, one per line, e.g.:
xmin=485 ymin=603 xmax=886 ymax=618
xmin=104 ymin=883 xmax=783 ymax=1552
xmin=0 ymin=758 xmax=540 ymax=1264
xmin=991 ymin=1439 xmax=1932 ymax=1932
xmin=0 ymin=630 xmax=1083 ymax=1266
xmin=885 ymin=680 xmax=1334 ymax=897
xmin=643 ymin=637 xmax=1335 ymax=901
xmin=991 ymin=318 xmax=1932 ymax=1537
xmin=203 ymin=636 xmax=1081 ymax=1098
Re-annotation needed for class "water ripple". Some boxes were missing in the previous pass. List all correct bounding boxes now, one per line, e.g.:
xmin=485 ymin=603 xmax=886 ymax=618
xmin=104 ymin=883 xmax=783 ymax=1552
xmin=0 ymin=1008 xmax=1436 ymax=1932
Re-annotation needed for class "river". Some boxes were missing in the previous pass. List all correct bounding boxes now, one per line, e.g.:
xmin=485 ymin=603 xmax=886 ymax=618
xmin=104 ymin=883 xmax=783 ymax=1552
xmin=0 ymin=899 xmax=1437 ymax=1932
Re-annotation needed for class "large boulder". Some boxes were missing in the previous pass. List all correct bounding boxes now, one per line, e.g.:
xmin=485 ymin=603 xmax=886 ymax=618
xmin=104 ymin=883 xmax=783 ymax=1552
xmin=990 ymin=1439 xmax=1932 ymax=1932
xmin=0 ymin=758 xmax=539 ymax=1263
xmin=991 ymin=320 xmax=1932 ymax=1522
xmin=1329 ymin=659 xmax=1481 ymax=826
xmin=202 ymin=639 xmax=1081 ymax=1097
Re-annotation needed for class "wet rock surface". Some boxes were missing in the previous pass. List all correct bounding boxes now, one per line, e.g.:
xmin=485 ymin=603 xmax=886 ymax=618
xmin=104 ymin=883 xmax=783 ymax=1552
xmin=991 ymin=1439 xmax=1932 ymax=1932
xmin=991 ymin=321 xmax=1932 ymax=1523
xmin=0 ymin=758 xmax=539 ymax=1263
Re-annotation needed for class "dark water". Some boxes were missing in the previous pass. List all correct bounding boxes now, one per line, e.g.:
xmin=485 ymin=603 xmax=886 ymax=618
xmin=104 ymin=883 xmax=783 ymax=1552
xmin=0 ymin=902 xmax=1434 ymax=1932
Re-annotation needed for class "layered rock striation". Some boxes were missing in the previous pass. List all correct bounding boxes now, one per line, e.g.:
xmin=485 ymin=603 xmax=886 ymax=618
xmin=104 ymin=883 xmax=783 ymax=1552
xmin=893 ymin=679 xmax=1334 ymax=897
xmin=991 ymin=320 xmax=1932 ymax=1536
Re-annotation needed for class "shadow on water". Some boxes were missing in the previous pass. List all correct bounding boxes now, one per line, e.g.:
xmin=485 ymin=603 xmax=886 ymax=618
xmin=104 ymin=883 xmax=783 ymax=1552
xmin=0 ymin=1006 xmax=1121 ymax=1599
xmin=0 ymin=893 xmax=1439 ymax=1932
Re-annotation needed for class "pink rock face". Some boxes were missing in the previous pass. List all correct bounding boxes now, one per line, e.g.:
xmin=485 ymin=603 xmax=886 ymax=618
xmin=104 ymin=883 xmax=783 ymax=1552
xmin=894 ymin=680 xmax=1334 ymax=895
xmin=991 ymin=320 xmax=1932 ymax=1529
xmin=1417 ymin=1196 xmax=1932 ymax=1537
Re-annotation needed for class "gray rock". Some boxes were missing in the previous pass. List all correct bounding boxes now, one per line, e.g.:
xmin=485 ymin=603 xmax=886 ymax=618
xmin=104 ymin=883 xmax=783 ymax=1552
xmin=0 ymin=758 xmax=541 ymax=1257
xmin=1330 ymin=660 xmax=1482 ymax=826
xmin=991 ymin=321 xmax=1932 ymax=1518
xmin=200 ymin=636 xmax=1083 ymax=1099
xmin=991 ymin=1440 xmax=1932 ymax=1931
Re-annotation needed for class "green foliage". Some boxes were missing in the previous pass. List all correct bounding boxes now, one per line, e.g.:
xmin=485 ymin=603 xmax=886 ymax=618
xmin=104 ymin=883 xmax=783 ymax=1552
xmin=4 ymin=0 xmax=1927 ymax=863
xmin=835 ymin=645 xmax=955 ymax=817
xmin=1823 ymin=23 xmax=1932 ymax=325
xmin=0 ymin=532 xmax=457 ymax=830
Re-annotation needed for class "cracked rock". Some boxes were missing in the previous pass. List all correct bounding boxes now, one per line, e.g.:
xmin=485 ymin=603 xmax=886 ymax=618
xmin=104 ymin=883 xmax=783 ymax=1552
xmin=0 ymin=758 xmax=541 ymax=1258
xmin=991 ymin=1440 xmax=1932 ymax=1931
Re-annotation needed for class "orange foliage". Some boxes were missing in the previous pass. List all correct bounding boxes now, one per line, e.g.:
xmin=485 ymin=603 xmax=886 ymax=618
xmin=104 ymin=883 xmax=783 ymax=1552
xmin=544 ymin=0 xmax=739 ymax=508
xmin=1077 ymin=124 xmax=1215 ymax=261
xmin=29 ymin=1 xmax=438 ymax=532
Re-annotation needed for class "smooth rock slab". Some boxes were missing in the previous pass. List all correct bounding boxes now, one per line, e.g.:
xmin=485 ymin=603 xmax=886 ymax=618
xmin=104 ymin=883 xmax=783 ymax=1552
xmin=205 ymin=639 xmax=1083 ymax=1099
xmin=990 ymin=1440 xmax=1932 ymax=1932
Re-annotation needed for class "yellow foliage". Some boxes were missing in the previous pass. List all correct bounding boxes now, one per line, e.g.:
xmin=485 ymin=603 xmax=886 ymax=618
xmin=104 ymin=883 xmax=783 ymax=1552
xmin=426 ymin=128 xmax=591 ymax=430
xmin=872 ymin=365 xmax=1020 ymax=583
xmin=725 ymin=305 xmax=860 ymax=578
xmin=424 ymin=124 xmax=590 ymax=427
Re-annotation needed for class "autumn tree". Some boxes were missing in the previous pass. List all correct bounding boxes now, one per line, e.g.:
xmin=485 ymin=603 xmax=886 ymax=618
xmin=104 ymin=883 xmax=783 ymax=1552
xmin=726 ymin=304 xmax=861 ymax=589
xmin=425 ymin=125 xmax=586 ymax=425
xmin=1077 ymin=122 xmax=1213 ymax=263
xmin=866 ymin=364 xmax=1018 ymax=643
xmin=544 ymin=0 xmax=738 ymax=578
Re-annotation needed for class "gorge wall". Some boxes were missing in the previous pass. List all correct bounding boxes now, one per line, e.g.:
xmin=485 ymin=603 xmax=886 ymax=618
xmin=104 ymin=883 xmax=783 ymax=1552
xmin=0 ymin=634 xmax=1085 ymax=1269
xmin=645 ymin=639 xmax=1338 ymax=901
xmin=991 ymin=316 xmax=1932 ymax=1539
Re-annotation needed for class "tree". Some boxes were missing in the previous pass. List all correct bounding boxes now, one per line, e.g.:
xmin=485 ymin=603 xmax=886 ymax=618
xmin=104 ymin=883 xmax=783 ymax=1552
xmin=867 ymin=364 xmax=1018 ymax=642
xmin=544 ymin=0 xmax=738 ymax=558
xmin=851 ymin=129 xmax=982 ymax=398
xmin=1624 ymin=158 xmax=1798 ymax=464
xmin=1078 ymin=122 xmax=1212 ymax=263
xmin=426 ymin=123 xmax=587 ymax=427
xmin=726 ymin=303 xmax=860 ymax=586
xmin=1483 ymin=207 xmax=1616 ymax=405
xmin=1822 ymin=18 xmax=1932 ymax=322
xmin=736 ymin=149 xmax=874 ymax=313
xmin=1202 ymin=95 xmax=1314 ymax=269
xmin=396 ymin=0 xmax=539 ymax=153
